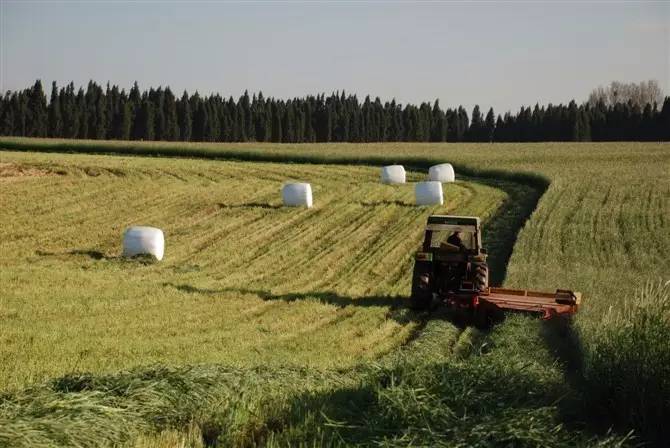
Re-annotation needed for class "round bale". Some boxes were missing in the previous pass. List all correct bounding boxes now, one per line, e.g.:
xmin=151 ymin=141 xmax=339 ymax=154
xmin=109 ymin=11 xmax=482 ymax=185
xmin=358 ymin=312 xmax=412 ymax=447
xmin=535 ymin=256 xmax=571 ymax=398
xmin=428 ymin=163 xmax=455 ymax=182
xmin=122 ymin=226 xmax=165 ymax=261
xmin=415 ymin=181 xmax=444 ymax=206
xmin=282 ymin=183 xmax=313 ymax=208
xmin=380 ymin=165 xmax=406 ymax=184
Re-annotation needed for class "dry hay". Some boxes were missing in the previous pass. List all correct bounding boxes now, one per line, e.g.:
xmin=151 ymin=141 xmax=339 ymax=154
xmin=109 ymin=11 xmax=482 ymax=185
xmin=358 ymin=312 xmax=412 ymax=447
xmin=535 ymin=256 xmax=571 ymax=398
xmin=0 ymin=162 xmax=52 ymax=181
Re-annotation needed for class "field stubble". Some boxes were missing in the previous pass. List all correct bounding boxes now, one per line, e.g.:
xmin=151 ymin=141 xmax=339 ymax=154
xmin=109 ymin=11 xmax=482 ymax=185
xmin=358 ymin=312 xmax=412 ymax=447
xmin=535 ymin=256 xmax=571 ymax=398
xmin=0 ymin=151 xmax=510 ymax=389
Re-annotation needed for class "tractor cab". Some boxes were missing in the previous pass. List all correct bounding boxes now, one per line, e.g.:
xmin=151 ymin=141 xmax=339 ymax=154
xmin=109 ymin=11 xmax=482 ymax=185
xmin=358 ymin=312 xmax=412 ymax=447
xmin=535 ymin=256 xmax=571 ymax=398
xmin=420 ymin=215 xmax=486 ymax=262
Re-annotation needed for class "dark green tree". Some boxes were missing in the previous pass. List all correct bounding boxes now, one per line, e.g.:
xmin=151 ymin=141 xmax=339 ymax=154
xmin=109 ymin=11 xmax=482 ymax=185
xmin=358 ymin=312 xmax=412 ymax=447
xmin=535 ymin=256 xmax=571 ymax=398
xmin=163 ymin=87 xmax=179 ymax=141
xmin=47 ymin=81 xmax=63 ymax=138
xmin=26 ymin=80 xmax=47 ymax=137
xmin=658 ymin=97 xmax=670 ymax=140
xmin=117 ymin=99 xmax=132 ymax=140
xmin=430 ymin=100 xmax=447 ymax=142
xmin=136 ymin=97 xmax=155 ymax=140
xmin=76 ymin=88 xmax=88 ymax=138
xmin=177 ymin=91 xmax=192 ymax=141
xmin=484 ymin=107 xmax=495 ymax=142
xmin=468 ymin=105 xmax=483 ymax=141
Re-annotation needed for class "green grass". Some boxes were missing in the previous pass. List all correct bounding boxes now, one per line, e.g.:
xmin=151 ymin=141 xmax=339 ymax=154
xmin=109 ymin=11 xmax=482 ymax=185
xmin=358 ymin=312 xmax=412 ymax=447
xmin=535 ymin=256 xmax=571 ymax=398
xmin=0 ymin=151 xmax=511 ymax=390
xmin=0 ymin=137 xmax=669 ymax=447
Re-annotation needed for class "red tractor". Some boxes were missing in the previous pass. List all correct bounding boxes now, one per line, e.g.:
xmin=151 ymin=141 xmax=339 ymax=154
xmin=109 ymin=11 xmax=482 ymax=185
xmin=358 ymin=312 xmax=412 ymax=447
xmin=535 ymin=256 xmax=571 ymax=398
xmin=410 ymin=215 xmax=581 ymax=326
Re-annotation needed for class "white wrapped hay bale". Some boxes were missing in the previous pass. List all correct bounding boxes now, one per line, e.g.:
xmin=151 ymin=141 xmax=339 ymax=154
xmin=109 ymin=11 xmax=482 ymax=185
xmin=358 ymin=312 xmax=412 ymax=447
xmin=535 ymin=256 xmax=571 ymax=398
xmin=380 ymin=165 xmax=406 ymax=184
xmin=415 ymin=181 xmax=444 ymax=206
xmin=282 ymin=183 xmax=313 ymax=208
xmin=122 ymin=226 xmax=165 ymax=261
xmin=428 ymin=163 xmax=455 ymax=182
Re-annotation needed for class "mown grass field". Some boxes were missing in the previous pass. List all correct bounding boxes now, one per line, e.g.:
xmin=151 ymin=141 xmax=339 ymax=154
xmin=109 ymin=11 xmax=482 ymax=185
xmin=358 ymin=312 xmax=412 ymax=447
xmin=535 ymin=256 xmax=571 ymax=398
xmin=0 ymin=151 xmax=509 ymax=389
xmin=0 ymin=137 xmax=669 ymax=447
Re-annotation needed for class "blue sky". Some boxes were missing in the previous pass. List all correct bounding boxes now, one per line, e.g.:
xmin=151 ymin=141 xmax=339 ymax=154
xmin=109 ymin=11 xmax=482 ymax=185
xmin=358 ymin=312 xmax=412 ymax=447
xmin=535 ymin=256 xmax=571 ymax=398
xmin=1 ymin=1 xmax=668 ymax=113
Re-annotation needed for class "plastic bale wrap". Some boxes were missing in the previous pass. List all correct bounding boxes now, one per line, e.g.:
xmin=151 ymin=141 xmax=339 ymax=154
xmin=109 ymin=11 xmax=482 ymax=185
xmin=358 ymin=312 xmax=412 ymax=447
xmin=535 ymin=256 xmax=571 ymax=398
xmin=428 ymin=163 xmax=455 ymax=183
xmin=380 ymin=165 xmax=406 ymax=184
xmin=282 ymin=183 xmax=313 ymax=208
xmin=415 ymin=181 xmax=444 ymax=206
xmin=122 ymin=226 xmax=165 ymax=261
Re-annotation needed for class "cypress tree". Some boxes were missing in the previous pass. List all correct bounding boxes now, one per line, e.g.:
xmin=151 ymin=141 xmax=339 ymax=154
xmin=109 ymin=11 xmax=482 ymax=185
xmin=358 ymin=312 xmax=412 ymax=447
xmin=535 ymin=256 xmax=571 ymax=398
xmin=128 ymin=82 xmax=142 ymax=138
xmin=205 ymin=99 xmax=220 ymax=141
xmin=458 ymin=106 xmax=469 ymax=142
xmin=17 ymin=92 xmax=29 ymax=136
xmin=47 ymin=81 xmax=63 ymax=138
xmin=468 ymin=106 xmax=485 ymax=141
xmin=0 ymin=93 xmax=16 ymax=135
xmin=27 ymin=80 xmax=47 ymax=137
xmin=418 ymin=102 xmax=431 ymax=141
xmin=427 ymin=100 xmax=443 ymax=142
xmin=136 ymin=97 xmax=155 ymax=140
xmin=494 ymin=115 xmax=504 ymax=142
xmin=580 ymin=107 xmax=592 ymax=141
xmin=60 ymin=83 xmax=77 ymax=138
xmin=241 ymin=90 xmax=253 ymax=141
xmin=271 ymin=101 xmax=282 ymax=142
xmin=253 ymin=92 xmax=267 ymax=142
xmin=118 ymin=99 xmax=132 ymax=140
xmin=659 ymin=97 xmax=670 ymax=140
xmin=283 ymin=100 xmax=295 ymax=143
xmin=235 ymin=102 xmax=247 ymax=141
xmin=303 ymin=99 xmax=313 ymax=143
xmin=163 ymin=87 xmax=179 ymax=141
xmin=219 ymin=102 xmax=232 ymax=142
xmin=640 ymin=103 xmax=654 ymax=141
xmin=84 ymin=82 xmax=97 ymax=139
xmin=485 ymin=107 xmax=495 ymax=142
xmin=94 ymin=86 xmax=107 ymax=139
xmin=148 ymin=88 xmax=164 ymax=140
xmin=192 ymin=94 xmax=207 ymax=141
xmin=76 ymin=88 xmax=88 ymax=139
xmin=177 ymin=91 xmax=192 ymax=141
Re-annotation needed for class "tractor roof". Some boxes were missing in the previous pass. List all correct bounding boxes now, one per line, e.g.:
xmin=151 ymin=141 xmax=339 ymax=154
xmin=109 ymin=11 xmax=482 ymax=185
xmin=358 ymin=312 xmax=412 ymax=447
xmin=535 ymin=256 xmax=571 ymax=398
xmin=427 ymin=215 xmax=480 ymax=226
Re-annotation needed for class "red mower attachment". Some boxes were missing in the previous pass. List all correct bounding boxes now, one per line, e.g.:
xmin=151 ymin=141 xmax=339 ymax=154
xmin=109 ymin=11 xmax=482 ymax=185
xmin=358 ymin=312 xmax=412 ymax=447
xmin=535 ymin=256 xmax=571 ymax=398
xmin=477 ymin=287 xmax=581 ymax=319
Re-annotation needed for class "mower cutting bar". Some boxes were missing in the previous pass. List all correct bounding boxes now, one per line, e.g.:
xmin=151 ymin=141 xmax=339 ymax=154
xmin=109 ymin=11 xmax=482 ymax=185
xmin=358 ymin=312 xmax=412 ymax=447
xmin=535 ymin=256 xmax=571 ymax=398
xmin=480 ymin=287 xmax=581 ymax=319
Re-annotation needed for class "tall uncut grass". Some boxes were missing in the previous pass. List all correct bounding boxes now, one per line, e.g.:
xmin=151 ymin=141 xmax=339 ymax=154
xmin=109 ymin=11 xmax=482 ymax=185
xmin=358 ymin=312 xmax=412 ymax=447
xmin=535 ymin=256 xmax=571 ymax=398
xmin=579 ymin=281 xmax=670 ymax=443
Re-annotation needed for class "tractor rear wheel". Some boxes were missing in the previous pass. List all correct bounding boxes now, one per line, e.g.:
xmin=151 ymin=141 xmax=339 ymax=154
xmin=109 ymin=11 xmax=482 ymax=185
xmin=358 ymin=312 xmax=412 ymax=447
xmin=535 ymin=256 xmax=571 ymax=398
xmin=475 ymin=263 xmax=489 ymax=293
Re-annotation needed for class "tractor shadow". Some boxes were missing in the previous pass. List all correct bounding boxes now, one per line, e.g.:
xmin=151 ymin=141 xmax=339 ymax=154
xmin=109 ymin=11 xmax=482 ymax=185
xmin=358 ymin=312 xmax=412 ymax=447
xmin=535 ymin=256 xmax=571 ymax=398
xmin=164 ymin=282 xmax=406 ymax=309
xmin=163 ymin=283 xmax=470 ymax=336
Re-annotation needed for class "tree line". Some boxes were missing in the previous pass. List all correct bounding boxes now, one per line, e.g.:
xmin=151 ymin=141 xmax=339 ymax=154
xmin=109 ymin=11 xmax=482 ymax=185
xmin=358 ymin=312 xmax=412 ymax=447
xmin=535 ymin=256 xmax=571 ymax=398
xmin=1 ymin=80 xmax=668 ymax=143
